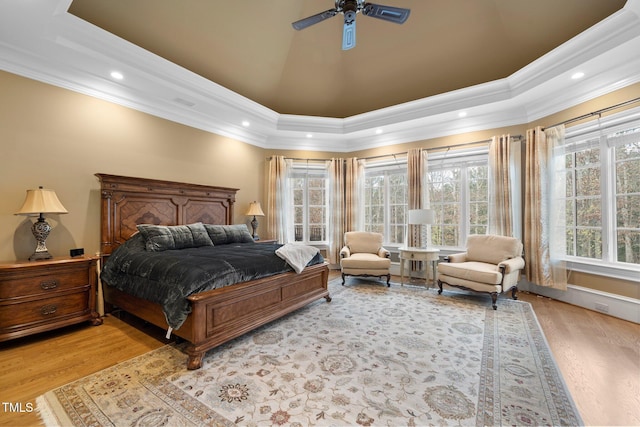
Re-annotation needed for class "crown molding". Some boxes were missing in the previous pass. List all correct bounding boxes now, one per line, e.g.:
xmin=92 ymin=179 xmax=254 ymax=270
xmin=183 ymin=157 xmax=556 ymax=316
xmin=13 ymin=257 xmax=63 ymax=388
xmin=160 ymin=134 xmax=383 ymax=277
xmin=1 ymin=0 xmax=639 ymax=152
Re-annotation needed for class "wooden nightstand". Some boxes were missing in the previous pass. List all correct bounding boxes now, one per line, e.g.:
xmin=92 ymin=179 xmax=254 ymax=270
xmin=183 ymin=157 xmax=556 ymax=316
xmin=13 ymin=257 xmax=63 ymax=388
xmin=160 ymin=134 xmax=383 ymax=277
xmin=0 ymin=256 xmax=102 ymax=342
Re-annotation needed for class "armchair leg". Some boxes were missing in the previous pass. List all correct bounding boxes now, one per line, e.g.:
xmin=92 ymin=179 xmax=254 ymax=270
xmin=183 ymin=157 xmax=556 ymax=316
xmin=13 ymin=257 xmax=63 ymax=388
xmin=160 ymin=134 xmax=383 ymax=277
xmin=511 ymin=286 xmax=518 ymax=301
xmin=385 ymin=274 xmax=390 ymax=287
xmin=437 ymin=280 xmax=443 ymax=295
xmin=341 ymin=272 xmax=346 ymax=285
xmin=491 ymin=293 xmax=498 ymax=310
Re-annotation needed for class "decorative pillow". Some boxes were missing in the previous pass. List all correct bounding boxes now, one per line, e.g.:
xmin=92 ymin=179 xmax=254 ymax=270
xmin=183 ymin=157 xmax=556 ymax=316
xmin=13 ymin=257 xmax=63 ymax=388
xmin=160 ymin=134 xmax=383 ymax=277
xmin=203 ymin=224 xmax=255 ymax=245
xmin=136 ymin=222 xmax=213 ymax=252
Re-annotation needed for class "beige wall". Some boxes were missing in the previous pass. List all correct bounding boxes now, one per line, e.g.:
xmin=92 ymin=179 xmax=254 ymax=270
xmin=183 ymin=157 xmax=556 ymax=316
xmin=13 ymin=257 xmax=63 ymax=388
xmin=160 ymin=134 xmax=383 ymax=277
xmin=0 ymin=71 xmax=265 ymax=262
xmin=1 ymin=71 xmax=638 ymax=297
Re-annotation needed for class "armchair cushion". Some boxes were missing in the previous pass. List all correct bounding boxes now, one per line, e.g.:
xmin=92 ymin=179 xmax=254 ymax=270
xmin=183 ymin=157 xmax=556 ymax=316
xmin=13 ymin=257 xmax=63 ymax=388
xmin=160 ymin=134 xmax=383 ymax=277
xmin=438 ymin=261 xmax=503 ymax=285
xmin=340 ymin=253 xmax=391 ymax=271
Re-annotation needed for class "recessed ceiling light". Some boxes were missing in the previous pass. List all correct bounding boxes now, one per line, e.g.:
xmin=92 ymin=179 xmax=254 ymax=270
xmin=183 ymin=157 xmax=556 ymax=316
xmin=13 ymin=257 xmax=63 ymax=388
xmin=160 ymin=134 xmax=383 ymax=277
xmin=458 ymin=111 xmax=467 ymax=118
xmin=306 ymin=133 xmax=313 ymax=138
xmin=242 ymin=120 xmax=250 ymax=127
xmin=375 ymin=128 xmax=383 ymax=134
xmin=571 ymin=72 xmax=585 ymax=80
xmin=110 ymin=71 xmax=124 ymax=80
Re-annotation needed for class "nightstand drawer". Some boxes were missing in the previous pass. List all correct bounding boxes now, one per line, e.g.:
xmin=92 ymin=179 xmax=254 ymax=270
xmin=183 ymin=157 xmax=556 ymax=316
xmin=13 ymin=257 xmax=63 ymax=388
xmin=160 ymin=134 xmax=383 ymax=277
xmin=400 ymin=251 xmax=436 ymax=262
xmin=0 ymin=267 xmax=89 ymax=299
xmin=0 ymin=257 xmax=101 ymax=341
xmin=0 ymin=290 xmax=90 ymax=330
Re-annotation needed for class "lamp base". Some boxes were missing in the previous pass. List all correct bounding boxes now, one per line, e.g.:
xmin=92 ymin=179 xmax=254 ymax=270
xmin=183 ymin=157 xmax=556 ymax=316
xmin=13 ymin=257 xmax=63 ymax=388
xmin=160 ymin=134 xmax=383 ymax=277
xmin=29 ymin=250 xmax=52 ymax=261
xmin=29 ymin=215 xmax=53 ymax=261
xmin=250 ymin=215 xmax=260 ymax=241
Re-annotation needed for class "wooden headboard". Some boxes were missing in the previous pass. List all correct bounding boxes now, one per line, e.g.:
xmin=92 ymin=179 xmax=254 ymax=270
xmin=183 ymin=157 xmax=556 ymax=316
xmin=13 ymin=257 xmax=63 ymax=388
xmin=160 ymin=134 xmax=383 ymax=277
xmin=96 ymin=174 xmax=238 ymax=256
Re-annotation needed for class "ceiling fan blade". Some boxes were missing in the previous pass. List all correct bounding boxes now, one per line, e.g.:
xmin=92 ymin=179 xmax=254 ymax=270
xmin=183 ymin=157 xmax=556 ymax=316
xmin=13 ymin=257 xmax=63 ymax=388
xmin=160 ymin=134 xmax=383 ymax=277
xmin=342 ymin=19 xmax=356 ymax=50
xmin=292 ymin=9 xmax=338 ymax=30
xmin=362 ymin=3 xmax=410 ymax=24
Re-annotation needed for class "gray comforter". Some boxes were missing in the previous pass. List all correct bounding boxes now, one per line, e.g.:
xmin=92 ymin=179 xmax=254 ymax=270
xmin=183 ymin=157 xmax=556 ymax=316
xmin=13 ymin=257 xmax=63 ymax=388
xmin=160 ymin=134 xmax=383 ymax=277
xmin=100 ymin=233 xmax=324 ymax=330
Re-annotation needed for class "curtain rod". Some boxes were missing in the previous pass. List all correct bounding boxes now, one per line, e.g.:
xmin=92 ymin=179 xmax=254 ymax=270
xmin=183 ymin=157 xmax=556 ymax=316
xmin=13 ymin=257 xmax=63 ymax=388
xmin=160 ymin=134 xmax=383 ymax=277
xmin=270 ymin=135 xmax=523 ymax=162
xmin=362 ymin=137 xmax=507 ymax=161
xmin=544 ymin=96 xmax=640 ymax=130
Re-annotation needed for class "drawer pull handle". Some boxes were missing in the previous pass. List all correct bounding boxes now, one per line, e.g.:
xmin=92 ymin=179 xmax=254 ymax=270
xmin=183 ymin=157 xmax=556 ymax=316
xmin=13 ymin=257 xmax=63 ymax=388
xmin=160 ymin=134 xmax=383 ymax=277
xmin=40 ymin=305 xmax=58 ymax=316
xmin=40 ymin=280 xmax=58 ymax=290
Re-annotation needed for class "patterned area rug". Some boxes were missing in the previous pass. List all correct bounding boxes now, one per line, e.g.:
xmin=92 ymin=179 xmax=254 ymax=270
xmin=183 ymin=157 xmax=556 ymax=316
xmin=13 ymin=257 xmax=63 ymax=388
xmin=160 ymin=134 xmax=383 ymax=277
xmin=37 ymin=279 xmax=582 ymax=426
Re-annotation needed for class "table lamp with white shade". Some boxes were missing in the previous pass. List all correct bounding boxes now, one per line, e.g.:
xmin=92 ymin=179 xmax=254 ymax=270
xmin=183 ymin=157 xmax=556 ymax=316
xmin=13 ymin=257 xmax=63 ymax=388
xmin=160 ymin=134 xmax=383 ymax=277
xmin=407 ymin=208 xmax=434 ymax=249
xmin=15 ymin=186 xmax=68 ymax=261
xmin=245 ymin=201 xmax=265 ymax=240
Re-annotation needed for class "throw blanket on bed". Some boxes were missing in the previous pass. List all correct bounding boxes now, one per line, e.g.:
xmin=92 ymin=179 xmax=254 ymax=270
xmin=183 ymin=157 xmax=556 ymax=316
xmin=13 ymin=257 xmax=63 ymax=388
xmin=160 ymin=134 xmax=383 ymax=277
xmin=275 ymin=243 xmax=320 ymax=274
xmin=100 ymin=234 xmax=324 ymax=330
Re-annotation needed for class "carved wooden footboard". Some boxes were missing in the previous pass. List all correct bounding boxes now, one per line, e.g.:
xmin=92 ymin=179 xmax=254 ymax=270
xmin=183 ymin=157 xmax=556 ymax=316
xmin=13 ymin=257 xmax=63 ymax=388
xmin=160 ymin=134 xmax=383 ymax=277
xmin=97 ymin=174 xmax=330 ymax=369
xmin=103 ymin=262 xmax=329 ymax=369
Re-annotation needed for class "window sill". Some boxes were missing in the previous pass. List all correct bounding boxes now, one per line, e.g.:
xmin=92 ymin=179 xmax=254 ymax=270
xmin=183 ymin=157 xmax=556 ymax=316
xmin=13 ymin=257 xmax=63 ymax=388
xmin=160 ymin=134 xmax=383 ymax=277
xmin=565 ymin=259 xmax=640 ymax=283
xmin=391 ymin=249 xmax=640 ymax=283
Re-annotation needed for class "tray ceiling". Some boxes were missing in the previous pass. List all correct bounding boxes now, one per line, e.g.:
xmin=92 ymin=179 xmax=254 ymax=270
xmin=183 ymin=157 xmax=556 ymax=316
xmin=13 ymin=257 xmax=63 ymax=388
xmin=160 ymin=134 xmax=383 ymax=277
xmin=68 ymin=0 xmax=625 ymax=118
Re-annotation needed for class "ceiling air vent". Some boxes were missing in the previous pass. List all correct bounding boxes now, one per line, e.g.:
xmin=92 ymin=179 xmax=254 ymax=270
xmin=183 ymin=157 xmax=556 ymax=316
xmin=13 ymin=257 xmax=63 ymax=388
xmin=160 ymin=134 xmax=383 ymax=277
xmin=173 ymin=97 xmax=196 ymax=107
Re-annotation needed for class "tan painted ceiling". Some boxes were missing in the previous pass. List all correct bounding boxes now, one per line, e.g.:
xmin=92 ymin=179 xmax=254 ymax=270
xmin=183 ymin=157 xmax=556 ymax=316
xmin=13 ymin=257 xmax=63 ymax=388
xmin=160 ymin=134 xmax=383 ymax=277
xmin=68 ymin=0 xmax=625 ymax=118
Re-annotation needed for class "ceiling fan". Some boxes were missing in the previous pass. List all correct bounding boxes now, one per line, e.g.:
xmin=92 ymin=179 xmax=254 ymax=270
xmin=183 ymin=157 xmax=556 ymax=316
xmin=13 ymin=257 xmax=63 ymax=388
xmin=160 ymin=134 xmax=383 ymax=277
xmin=292 ymin=0 xmax=410 ymax=50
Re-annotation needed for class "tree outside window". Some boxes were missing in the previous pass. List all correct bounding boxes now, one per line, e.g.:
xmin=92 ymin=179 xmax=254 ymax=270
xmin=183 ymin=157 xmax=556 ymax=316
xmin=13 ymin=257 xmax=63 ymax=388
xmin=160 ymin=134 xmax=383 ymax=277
xmin=560 ymin=122 xmax=640 ymax=266
xmin=615 ymin=136 xmax=640 ymax=264
xmin=363 ymin=165 xmax=407 ymax=245
xmin=562 ymin=142 xmax=603 ymax=259
xmin=360 ymin=153 xmax=488 ymax=249
xmin=428 ymin=153 xmax=489 ymax=248
xmin=291 ymin=168 xmax=327 ymax=244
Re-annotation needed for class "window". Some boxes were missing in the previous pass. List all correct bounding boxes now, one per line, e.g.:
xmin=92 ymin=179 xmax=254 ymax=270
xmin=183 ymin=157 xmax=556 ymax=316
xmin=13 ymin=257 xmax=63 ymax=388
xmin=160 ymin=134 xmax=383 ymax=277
xmin=613 ymin=131 xmax=640 ymax=264
xmin=561 ymin=139 xmax=602 ymax=259
xmin=560 ymin=114 xmax=640 ymax=268
xmin=363 ymin=161 xmax=407 ymax=246
xmin=428 ymin=150 xmax=489 ymax=248
xmin=360 ymin=150 xmax=488 ymax=250
xmin=290 ymin=164 xmax=328 ymax=244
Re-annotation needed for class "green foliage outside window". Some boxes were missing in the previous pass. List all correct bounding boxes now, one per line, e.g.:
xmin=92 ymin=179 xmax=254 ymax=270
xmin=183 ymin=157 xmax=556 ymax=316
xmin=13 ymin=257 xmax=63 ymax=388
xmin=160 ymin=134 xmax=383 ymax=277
xmin=561 ymin=129 xmax=640 ymax=265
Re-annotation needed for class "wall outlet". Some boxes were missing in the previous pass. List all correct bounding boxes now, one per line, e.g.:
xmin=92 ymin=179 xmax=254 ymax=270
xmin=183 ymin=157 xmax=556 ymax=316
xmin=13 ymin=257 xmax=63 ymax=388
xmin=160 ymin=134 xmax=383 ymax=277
xmin=594 ymin=302 xmax=609 ymax=313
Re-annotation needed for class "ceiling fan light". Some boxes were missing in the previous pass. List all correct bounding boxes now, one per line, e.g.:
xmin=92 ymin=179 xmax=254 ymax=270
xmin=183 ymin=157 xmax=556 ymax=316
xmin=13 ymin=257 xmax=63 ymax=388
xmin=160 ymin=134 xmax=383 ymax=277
xmin=293 ymin=1 xmax=410 ymax=50
xmin=342 ymin=19 xmax=357 ymax=50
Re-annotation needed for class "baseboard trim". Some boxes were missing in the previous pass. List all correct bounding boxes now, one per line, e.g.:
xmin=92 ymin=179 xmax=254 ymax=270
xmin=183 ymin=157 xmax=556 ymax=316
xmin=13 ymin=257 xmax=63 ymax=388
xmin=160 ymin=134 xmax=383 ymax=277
xmin=519 ymin=280 xmax=639 ymax=324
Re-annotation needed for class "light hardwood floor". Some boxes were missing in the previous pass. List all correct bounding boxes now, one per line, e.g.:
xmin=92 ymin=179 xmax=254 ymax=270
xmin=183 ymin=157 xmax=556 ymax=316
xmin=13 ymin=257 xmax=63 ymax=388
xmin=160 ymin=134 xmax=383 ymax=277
xmin=1 ymin=273 xmax=638 ymax=426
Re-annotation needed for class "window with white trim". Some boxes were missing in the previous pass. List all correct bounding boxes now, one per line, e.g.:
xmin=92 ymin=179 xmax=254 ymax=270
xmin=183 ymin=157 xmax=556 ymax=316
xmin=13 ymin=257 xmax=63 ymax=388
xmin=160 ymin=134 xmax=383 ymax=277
xmin=427 ymin=149 xmax=489 ymax=249
xmin=290 ymin=163 xmax=328 ymax=244
xmin=360 ymin=150 xmax=489 ymax=250
xmin=363 ymin=161 xmax=408 ymax=246
xmin=560 ymin=113 xmax=640 ymax=267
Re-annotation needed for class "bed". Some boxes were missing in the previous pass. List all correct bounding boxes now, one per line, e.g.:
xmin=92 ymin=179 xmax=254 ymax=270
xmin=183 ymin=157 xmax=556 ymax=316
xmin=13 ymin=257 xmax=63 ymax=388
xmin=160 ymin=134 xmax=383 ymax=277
xmin=96 ymin=173 xmax=330 ymax=370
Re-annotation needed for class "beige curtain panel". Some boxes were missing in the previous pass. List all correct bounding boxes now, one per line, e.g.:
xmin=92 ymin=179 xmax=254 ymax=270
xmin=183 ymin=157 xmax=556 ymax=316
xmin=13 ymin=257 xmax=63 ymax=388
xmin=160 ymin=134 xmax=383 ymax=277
xmin=488 ymin=134 xmax=513 ymax=236
xmin=407 ymin=148 xmax=424 ymax=248
xmin=524 ymin=126 xmax=567 ymax=289
xmin=345 ymin=157 xmax=364 ymax=232
xmin=328 ymin=158 xmax=345 ymax=264
xmin=267 ymin=155 xmax=289 ymax=243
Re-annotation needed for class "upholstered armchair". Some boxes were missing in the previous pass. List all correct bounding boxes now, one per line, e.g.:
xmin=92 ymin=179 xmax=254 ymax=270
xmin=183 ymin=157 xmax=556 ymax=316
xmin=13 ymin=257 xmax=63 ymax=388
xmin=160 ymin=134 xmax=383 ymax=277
xmin=437 ymin=234 xmax=525 ymax=309
xmin=340 ymin=231 xmax=391 ymax=286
